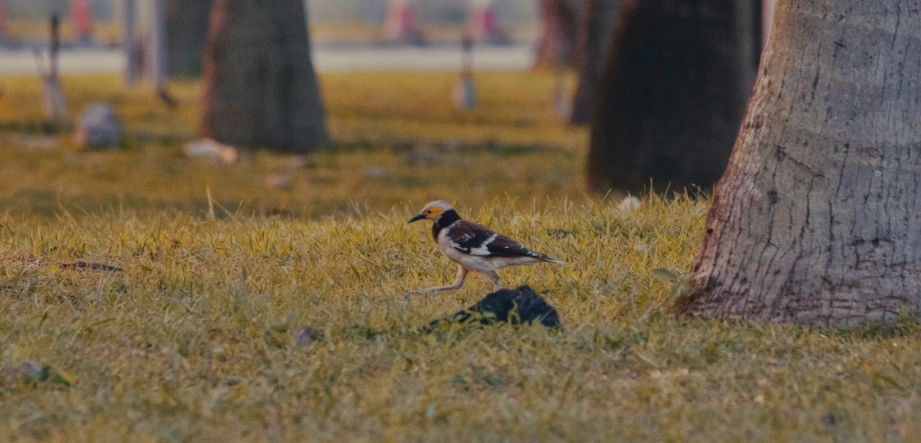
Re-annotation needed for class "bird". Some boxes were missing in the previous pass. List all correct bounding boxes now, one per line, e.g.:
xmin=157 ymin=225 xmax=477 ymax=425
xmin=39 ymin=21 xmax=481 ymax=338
xmin=407 ymin=200 xmax=565 ymax=294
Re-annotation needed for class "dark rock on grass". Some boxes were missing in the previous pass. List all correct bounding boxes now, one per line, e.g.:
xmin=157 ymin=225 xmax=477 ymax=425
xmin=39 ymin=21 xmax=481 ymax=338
xmin=73 ymin=102 xmax=124 ymax=150
xmin=292 ymin=287 xmax=559 ymax=344
xmin=293 ymin=326 xmax=322 ymax=348
xmin=17 ymin=361 xmax=75 ymax=387
xmin=427 ymin=285 xmax=561 ymax=331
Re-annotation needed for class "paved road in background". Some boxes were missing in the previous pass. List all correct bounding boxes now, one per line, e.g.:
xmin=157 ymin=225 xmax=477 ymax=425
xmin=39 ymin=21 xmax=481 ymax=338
xmin=0 ymin=45 xmax=534 ymax=76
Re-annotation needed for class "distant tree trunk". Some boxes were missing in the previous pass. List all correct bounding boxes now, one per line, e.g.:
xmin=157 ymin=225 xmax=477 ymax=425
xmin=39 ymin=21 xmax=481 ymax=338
xmin=167 ymin=0 xmax=212 ymax=77
xmin=0 ymin=0 xmax=6 ymax=38
xmin=200 ymin=0 xmax=328 ymax=153
xmin=568 ymin=0 xmax=620 ymax=125
xmin=586 ymin=0 xmax=760 ymax=194
xmin=533 ymin=0 xmax=580 ymax=70
xmin=676 ymin=0 xmax=921 ymax=326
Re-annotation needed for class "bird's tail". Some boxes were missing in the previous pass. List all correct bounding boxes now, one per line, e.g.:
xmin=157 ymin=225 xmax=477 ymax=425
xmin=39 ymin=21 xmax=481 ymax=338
xmin=542 ymin=255 xmax=566 ymax=266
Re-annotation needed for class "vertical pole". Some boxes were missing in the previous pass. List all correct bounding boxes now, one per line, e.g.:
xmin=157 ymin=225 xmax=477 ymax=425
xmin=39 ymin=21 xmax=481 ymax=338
xmin=453 ymin=32 xmax=477 ymax=110
xmin=50 ymin=14 xmax=60 ymax=79
xmin=124 ymin=0 xmax=138 ymax=85
xmin=148 ymin=0 xmax=167 ymax=89
xmin=461 ymin=34 xmax=474 ymax=76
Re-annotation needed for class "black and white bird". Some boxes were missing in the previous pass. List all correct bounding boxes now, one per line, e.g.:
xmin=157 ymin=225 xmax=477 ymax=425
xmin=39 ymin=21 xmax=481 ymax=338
xmin=408 ymin=200 xmax=565 ymax=293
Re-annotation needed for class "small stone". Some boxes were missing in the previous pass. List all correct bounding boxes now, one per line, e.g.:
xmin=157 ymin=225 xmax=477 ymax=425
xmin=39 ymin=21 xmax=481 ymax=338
xmin=73 ymin=102 xmax=123 ymax=150
xmin=440 ymin=139 xmax=460 ymax=151
xmin=282 ymin=155 xmax=308 ymax=170
xmin=9 ymin=134 xmax=58 ymax=151
xmin=19 ymin=361 xmax=44 ymax=382
xmin=265 ymin=175 xmax=291 ymax=190
xmin=293 ymin=326 xmax=321 ymax=348
xmin=363 ymin=166 xmax=388 ymax=179
xmin=618 ymin=196 xmax=642 ymax=213
xmin=183 ymin=138 xmax=238 ymax=164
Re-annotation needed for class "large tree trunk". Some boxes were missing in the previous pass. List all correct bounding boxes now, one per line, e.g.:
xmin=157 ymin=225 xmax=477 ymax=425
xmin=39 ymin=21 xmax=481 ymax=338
xmin=533 ymin=0 xmax=581 ymax=70
xmin=585 ymin=0 xmax=760 ymax=194
xmin=676 ymin=0 xmax=921 ymax=326
xmin=200 ymin=0 xmax=328 ymax=153
xmin=167 ymin=0 xmax=212 ymax=77
xmin=568 ymin=0 xmax=619 ymax=125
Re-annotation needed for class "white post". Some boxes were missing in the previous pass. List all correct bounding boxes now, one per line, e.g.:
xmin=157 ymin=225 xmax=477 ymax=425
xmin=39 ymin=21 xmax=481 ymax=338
xmin=147 ymin=0 xmax=167 ymax=89
xmin=123 ymin=0 xmax=138 ymax=85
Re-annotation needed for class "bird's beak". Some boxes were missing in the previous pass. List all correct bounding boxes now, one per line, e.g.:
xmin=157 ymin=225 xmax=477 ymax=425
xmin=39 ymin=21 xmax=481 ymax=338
xmin=407 ymin=214 xmax=426 ymax=224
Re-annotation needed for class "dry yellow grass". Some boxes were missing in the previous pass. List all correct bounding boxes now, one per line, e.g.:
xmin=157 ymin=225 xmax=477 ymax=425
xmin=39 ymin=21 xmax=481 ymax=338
xmin=0 ymin=72 xmax=586 ymax=217
xmin=1 ymin=73 xmax=920 ymax=442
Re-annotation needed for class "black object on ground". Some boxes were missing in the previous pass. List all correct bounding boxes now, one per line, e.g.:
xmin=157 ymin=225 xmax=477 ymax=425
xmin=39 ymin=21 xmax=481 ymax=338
xmin=426 ymin=285 xmax=561 ymax=331
xmin=293 ymin=326 xmax=322 ymax=348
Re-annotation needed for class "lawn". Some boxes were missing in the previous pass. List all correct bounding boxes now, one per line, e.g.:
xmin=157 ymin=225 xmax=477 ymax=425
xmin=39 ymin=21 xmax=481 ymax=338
xmin=1 ymin=72 xmax=921 ymax=442
xmin=0 ymin=72 xmax=586 ymax=218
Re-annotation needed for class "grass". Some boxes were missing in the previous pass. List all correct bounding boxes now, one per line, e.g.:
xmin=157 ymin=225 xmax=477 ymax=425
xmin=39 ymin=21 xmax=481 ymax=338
xmin=2 ymin=72 xmax=921 ymax=441
xmin=0 ymin=72 xmax=585 ymax=218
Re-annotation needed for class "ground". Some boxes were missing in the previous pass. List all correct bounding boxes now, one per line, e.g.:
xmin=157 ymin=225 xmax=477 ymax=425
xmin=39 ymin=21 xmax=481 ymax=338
xmin=2 ymin=72 xmax=921 ymax=442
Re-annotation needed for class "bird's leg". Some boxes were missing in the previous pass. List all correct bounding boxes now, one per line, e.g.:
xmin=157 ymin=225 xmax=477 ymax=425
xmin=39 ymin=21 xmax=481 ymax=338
xmin=486 ymin=270 xmax=503 ymax=291
xmin=413 ymin=266 xmax=467 ymax=294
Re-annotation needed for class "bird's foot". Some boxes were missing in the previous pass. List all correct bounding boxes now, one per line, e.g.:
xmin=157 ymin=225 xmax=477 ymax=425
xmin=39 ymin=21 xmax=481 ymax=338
xmin=409 ymin=285 xmax=460 ymax=295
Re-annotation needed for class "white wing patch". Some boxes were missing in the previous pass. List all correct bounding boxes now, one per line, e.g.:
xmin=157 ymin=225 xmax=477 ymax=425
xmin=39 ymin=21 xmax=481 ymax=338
xmin=469 ymin=233 xmax=498 ymax=256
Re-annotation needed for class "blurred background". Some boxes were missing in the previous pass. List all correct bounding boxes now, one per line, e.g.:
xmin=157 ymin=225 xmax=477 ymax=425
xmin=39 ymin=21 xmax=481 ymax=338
xmin=0 ymin=0 xmax=541 ymax=74
xmin=0 ymin=0 xmax=775 ymax=218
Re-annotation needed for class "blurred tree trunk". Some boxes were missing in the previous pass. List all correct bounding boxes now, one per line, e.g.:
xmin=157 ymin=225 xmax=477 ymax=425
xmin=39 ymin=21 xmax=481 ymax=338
xmin=676 ymin=0 xmax=921 ymax=326
xmin=586 ymin=0 xmax=760 ymax=193
xmin=200 ymin=0 xmax=328 ymax=153
xmin=167 ymin=0 xmax=212 ymax=77
xmin=569 ymin=0 xmax=620 ymax=125
xmin=533 ymin=0 xmax=580 ymax=70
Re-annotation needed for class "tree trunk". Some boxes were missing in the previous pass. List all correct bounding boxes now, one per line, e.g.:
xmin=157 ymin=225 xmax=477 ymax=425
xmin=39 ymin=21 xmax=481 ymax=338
xmin=676 ymin=0 xmax=921 ymax=326
xmin=533 ymin=0 xmax=581 ymax=70
xmin=167 ymin=0 xmax=212 ymax=77
xmin=200 ymin=0 xmax=328 ymax=153
xmin=568 ymin=0 xmax=620 ymax=125
xmin=585 ymin=0 xmax=760 ymax=194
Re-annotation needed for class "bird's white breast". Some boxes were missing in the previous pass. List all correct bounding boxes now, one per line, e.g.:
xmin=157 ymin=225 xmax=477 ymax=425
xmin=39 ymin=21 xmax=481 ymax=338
xmin=437 ymin=226 xmax=494 ymax=272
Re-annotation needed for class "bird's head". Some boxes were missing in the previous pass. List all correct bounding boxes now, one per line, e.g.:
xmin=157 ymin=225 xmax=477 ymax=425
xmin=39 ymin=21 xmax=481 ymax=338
xmin=408 ymin=200 xmax=454 ymax=224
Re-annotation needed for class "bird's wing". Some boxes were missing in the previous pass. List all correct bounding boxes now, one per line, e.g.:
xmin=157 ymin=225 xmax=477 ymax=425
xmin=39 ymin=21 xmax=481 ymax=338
xmin=446 ymin=221 xmax=544 ymax=258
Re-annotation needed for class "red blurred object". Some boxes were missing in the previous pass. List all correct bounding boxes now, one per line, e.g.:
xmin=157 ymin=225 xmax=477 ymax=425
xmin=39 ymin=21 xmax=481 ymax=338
xmin=70 ymin=0 xmax=93 ymax=42
xmin=468 ymin=0 xmax=507 ymax=44
xmin=383 ymin=0 xmax=423 ymax=44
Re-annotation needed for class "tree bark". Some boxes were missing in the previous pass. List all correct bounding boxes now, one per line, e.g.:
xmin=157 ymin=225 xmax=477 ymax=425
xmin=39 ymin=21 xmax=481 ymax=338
xmin=568 ymin=0 xmax=620 ymax=125
xmin=585 ymin=0 xmax=760 ymax=194
xmin=533 ymin=0 xmax=581 ymax=70
xmin=200 ymin=0 xmax=328 ymax=153
xmin=676 ymin=0 xmax=921 ymax=326
xmin=167 ymin=0 xmax=212 ymax=77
